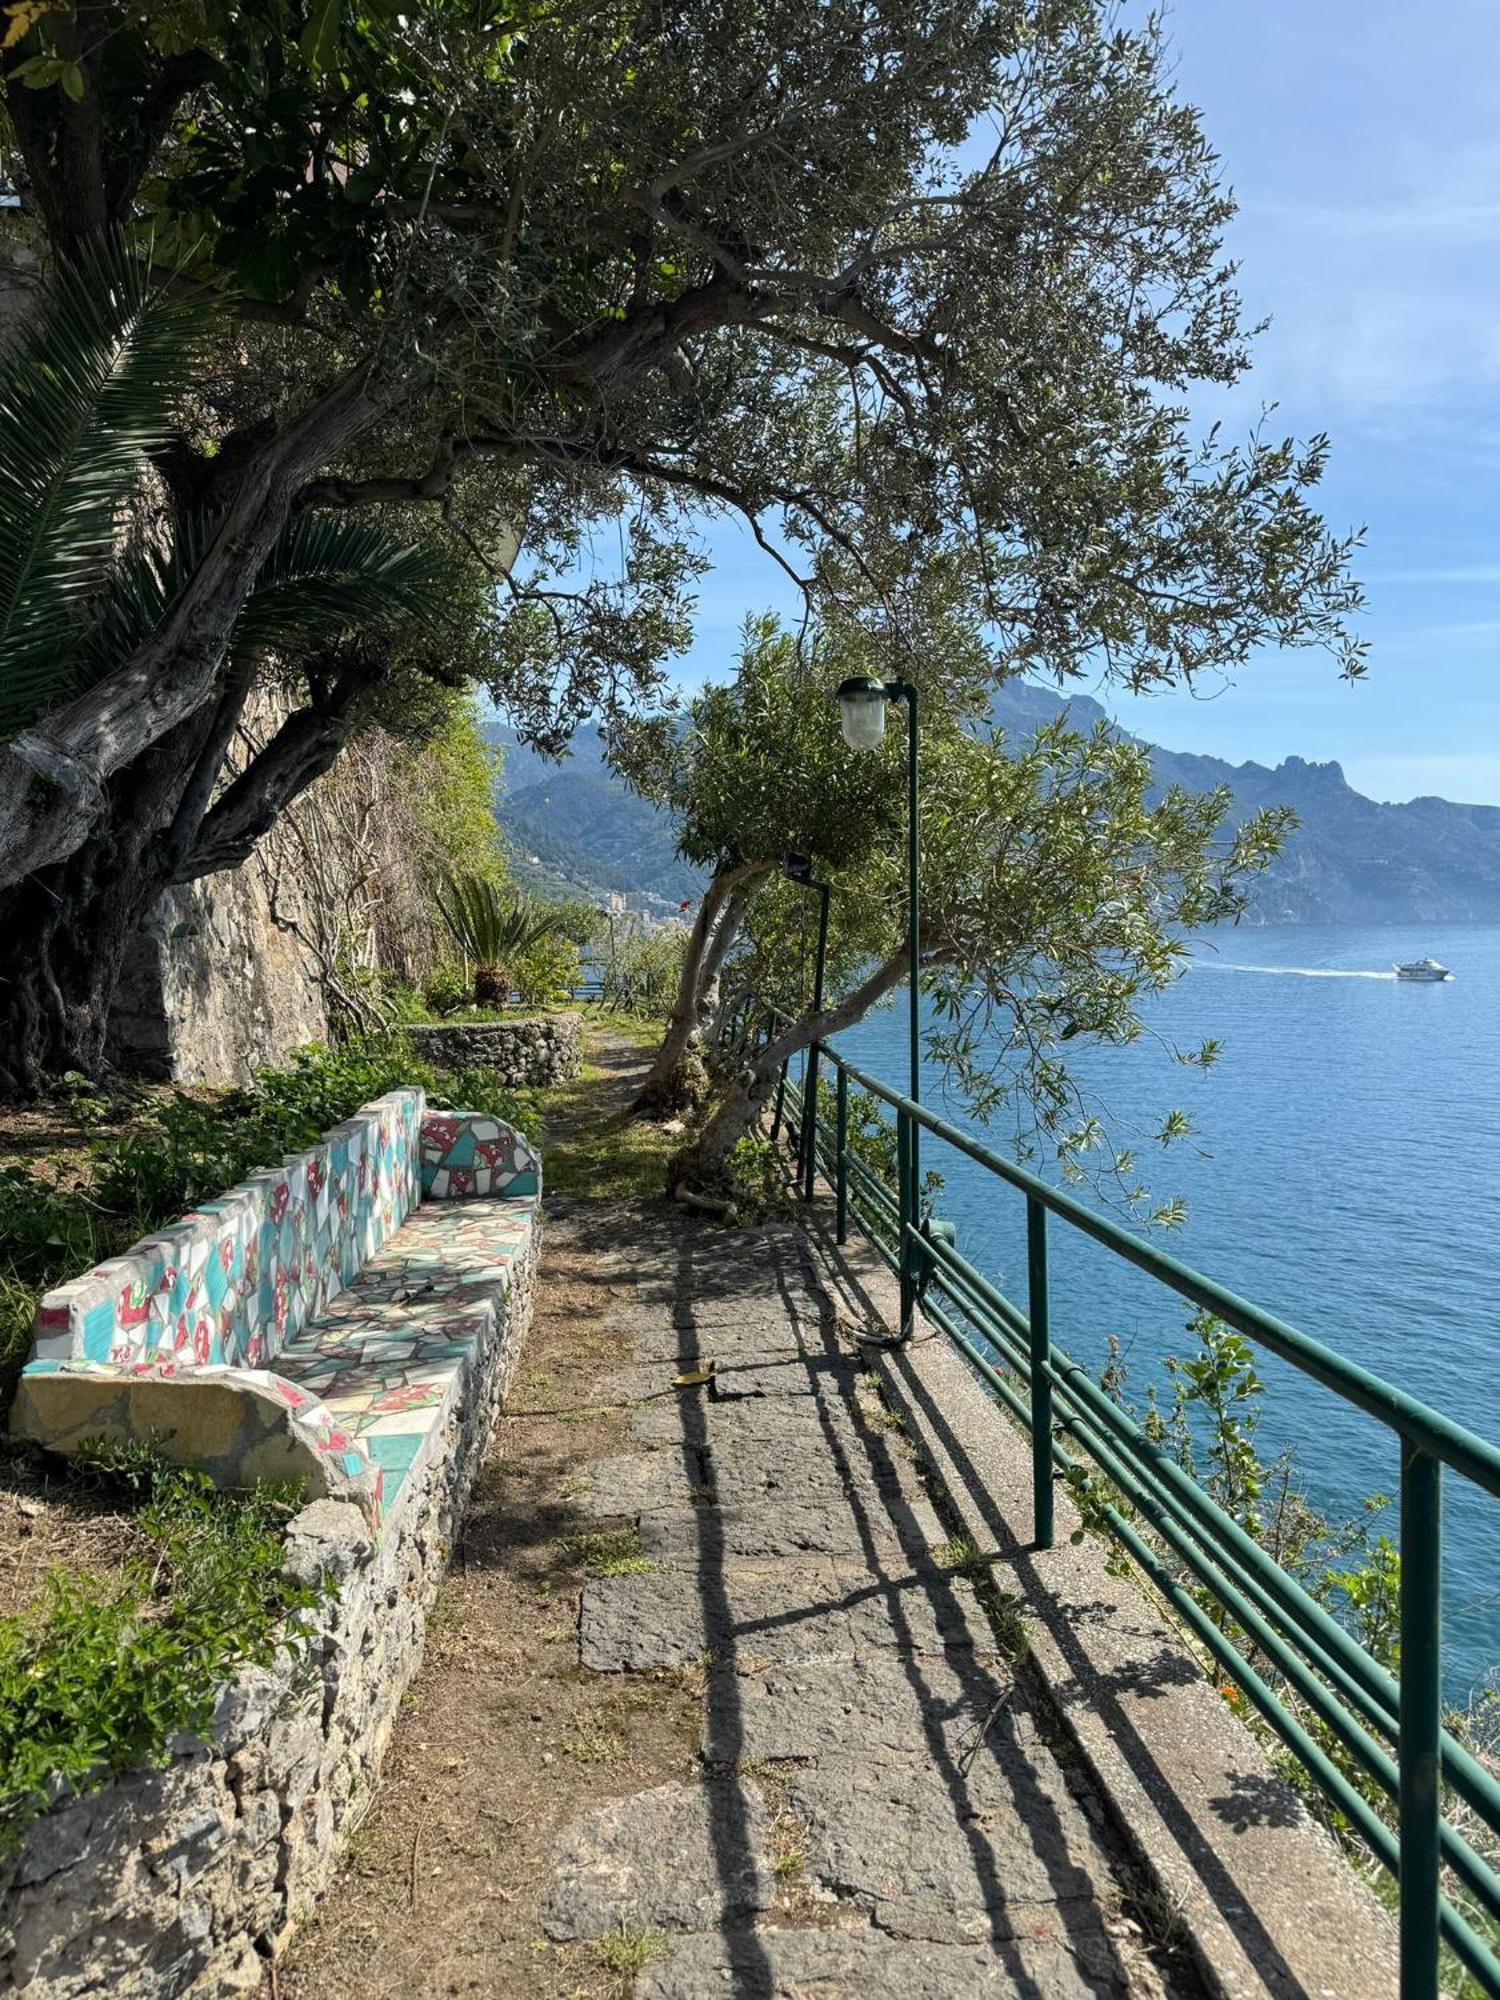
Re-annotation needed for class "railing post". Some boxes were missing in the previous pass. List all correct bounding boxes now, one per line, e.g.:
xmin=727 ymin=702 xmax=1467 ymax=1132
xmin=897 ymin=1106 xmax=914 ymax=1337
xmin=1399 ymin=1440 xmax=1442 ymax=2000
xmin=802 ymin=1040 xmax=821 ymax=1200
xmin=1026 ymin=1195 xmax=1055 ymax=1549
xmin=771 ymin=1056 xmax=788 ymax=1144
xmin=835 ymin=1065 xmax=849 ymax=1245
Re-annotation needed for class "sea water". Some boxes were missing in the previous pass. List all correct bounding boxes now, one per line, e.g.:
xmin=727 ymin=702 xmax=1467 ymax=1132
xmin=833 ymin=922 xmax=1500 ymax=1696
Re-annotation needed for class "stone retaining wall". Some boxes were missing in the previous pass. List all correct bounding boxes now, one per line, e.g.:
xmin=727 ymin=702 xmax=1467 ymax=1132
xmin=408 ymin=1012 xmax=582 ymax=1089
xmin=0 ymin=1222 xmax=540 ymax=2000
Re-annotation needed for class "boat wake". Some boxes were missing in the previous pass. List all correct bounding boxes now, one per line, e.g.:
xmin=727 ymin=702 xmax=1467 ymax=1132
xmin=1189 ymin=962 xmax=1397 ymax=980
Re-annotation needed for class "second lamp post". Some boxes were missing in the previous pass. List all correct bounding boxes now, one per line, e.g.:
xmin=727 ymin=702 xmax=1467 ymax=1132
xmin=784 ymin=850 xmax=830 ymax=1201
xmin=836 ymin=674 xmax=921 ymax=1333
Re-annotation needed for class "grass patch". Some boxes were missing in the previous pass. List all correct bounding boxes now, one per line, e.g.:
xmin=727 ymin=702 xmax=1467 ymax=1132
xmin=927 ymin=1534 xmax=1029 ymax=1659
xmin=562 ymin=1525 xmax=658 ymax=1579
xmin=856 ymin=1379 xmax=906 ymax=1435
xmin=0 ymin=1440 xmax=326 ymax=1857
xmin=533 ymin=1015 xmax=680 ymax=1201
xmin=591 ymin=1923 xmax=665 ymax=1980
xmin=931 ymin=1533 xmax=990 ymax=1578
xmin=563 ymin=1725 xmax=626 ymax=1764
xmin=771 ymin=1814 xmax=808 ymax=1880
xmin=541 ymin=1100 xmax=678 ymax=1202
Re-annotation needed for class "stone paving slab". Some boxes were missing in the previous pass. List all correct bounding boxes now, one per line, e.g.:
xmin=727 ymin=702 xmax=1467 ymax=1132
xmin=638 ymin=1493 xmax=920 ymax=1564
xmin=780 ymin=1750 xmax=1112 ymax=1945
xmin=541 ymin=1780 xmax=774 ymax=1941
xmin=628 ymin=1389 xmax=868 ymax=1451
xmin=603 ymin=1299 xmax=838 ymax=1357
xmin=700 ymin=1648 xmax=1018 ymax=1765
xmin=603 ymin=1348 xmax=862 ymax=1410
xmin=580 ymin=1449 xmax=709 ymax=1516
xmin=705 ymin=1433 xmax=900 ymax=1510
xmin=579 ymin=1562 xmax=860 ymax=1671
xmin=618 ymin=1268 xmax=817 ymax=1308
xmin=636 ymin=1922 xmax=1128 ymax=2000
xmin=708 ymin=1351 xmax=862 ymax=1400
xmin=830 ymin=1556 xmax=1003 ymax=1657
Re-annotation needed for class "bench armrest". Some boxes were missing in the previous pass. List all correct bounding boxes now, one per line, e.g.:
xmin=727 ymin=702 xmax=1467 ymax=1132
xmin=419 ymin=1110 xmax=540 ymax=1199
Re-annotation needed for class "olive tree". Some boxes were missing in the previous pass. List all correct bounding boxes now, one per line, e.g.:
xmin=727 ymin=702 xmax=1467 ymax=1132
xmin=608 ymin=616 xmax=918 ymax=1110
xmin=0 ymin=0 xmax=1360 ymax=1086
xmin=659 ymin=686 xmax=1291 ymax=1188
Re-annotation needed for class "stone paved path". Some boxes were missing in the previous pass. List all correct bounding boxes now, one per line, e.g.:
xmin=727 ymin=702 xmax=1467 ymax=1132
xmin=540 ymin=1205 xmax=1183 ymax=1999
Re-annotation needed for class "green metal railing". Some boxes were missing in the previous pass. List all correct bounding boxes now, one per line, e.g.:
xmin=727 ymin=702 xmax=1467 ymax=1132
xmin=759 ymin=1021 xmax=1500 ymax=1999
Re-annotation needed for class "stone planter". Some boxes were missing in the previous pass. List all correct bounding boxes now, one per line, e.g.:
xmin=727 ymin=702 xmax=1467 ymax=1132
xmin=409 ymin=1012 xmax=582 ymax=1090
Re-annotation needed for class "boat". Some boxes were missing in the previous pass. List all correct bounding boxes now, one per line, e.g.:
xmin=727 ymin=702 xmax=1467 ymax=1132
xmin=1393 ymin=957 xmax=1452 ymax=982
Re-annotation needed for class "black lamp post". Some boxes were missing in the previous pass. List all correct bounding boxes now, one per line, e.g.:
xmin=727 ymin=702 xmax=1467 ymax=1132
xmin=784 ymin=850 xmax=830 ymax=1199
xmin=836 ymin=673 xmax=921 ymax=1330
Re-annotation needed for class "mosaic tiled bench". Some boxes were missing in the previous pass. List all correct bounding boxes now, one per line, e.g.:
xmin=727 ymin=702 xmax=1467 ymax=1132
xmin=7 ymin=1090 xmax=540 ymax=1535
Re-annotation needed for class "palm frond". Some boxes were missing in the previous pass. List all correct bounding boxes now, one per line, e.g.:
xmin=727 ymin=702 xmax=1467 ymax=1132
xmin=77 ymin=512 xmax=451 ymax=722
xmin=0 ymin=235 xmax=210 ymax=739
xmin=227 ymin=514 xmax=449 ymax=661
xmin=434 ymin=877 xmax=561 ymax=965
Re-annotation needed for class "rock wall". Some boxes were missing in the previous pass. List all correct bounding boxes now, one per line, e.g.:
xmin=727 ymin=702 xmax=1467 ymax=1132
xmin=108 ymin=867 xmax=327 ymax=1087
xmin=407 ymin=1013 xmax=583 ymax=1089
xmin=0 ymin=1222 xmax=539 ymax=2000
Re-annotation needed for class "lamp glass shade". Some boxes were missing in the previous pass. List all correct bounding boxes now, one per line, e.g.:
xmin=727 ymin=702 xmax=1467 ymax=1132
xmin=837 ymin=680 xmax=887 ymax=751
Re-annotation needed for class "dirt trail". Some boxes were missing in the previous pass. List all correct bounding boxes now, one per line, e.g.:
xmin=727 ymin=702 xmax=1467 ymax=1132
xmin=280 ymin=1031 xmax=700 ymax=2000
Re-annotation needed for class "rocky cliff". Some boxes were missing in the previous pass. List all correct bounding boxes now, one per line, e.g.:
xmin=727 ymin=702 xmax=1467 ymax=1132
xmin=109 ymin=865 xmax=327 ymax=1086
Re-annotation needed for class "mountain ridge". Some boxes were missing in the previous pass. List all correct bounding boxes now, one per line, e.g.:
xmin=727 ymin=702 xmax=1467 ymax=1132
xmin=992 ymin=685 xmax=1500 ymax=923
xmin=484 ymin=694 xmax=1500 ymax=924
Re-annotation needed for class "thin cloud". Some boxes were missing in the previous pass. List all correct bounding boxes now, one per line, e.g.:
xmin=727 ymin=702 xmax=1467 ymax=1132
xmin=1371 ymin=566 xmax=1500 ymax=586
xmin=1243 ymin=195 xmax=1500 ymax=241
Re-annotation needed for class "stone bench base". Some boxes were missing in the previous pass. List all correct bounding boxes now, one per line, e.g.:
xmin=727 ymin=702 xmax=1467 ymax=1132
xmin=0 ymin=1216 xmax=538 ymax=1999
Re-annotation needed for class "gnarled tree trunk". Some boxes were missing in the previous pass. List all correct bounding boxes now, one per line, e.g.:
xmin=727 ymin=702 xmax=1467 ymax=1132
xmin=672 ymin=948 xmax=908 ymax=1187
xmin=634 ymin=859 xmax=768 ymax=1115
xmin=0 ymin=801 xmax=175 ymax=1095
xmin=0 ymin=658 xmax=367 ymax=1098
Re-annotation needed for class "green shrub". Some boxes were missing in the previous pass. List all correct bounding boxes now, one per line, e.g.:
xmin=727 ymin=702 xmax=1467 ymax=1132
xmin=510 ymin=931 xmax=582 ymax=1007
xmin=425 ymin=1065 xmax=542 ymax=1141
xmin=421 ymin=963 xmax=472 ymax=1017
xmin=90 ymin=1039 xmax=422 ymax=1221
xmin=381 ymin=981 xmax=430 ymax=1026
xmin=0 ymin=1444 xmax=328 ymax=1856
xmin=598 ymin=920 xmax=688 ymax=1018
xmin=546 ymin=899 xmax=604 ymax=947
xmin=88 ymin=1037 xmax=541 ymax=1223
xmin=0 ymin=1270 xmax=40 ymax=1417
xmin=0 ymin=1164 xmax=115 ymax=1282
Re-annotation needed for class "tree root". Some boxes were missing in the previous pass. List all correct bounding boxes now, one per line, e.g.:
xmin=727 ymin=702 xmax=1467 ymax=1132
xmin=671 ymin=1182 xmax=736 ymax=1218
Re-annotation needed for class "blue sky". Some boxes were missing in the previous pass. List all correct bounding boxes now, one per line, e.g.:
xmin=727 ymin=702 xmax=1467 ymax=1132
xmin=664 ymin=2 xmax=1500 ymax=804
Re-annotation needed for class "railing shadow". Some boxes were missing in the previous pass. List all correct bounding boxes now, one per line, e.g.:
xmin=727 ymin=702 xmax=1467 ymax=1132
xmin=664 ymin=1212 xmax=1134 ymax=1992
xmin=795 ymin=1198 xmax=1315 ymax=1998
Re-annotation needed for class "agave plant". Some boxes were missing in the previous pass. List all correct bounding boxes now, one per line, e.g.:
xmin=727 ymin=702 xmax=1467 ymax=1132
xmin=0 ymin=234 xmax=444 ymax=743
xmin=434 ymin=877 xmax=563 ymax=1008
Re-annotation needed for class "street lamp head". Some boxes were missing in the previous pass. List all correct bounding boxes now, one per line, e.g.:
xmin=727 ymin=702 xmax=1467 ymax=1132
xmin=783 ymin=850 xmax=813 ymax=883
xmin=835 ymin=675 xmax=889 ymax=751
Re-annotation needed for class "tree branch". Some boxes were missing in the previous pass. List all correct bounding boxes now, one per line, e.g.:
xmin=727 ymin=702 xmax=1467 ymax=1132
xmin=0 ymin=357 xmax=394 ymax=892
xmin=175 ymin=696 xmax=359 ymax=884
